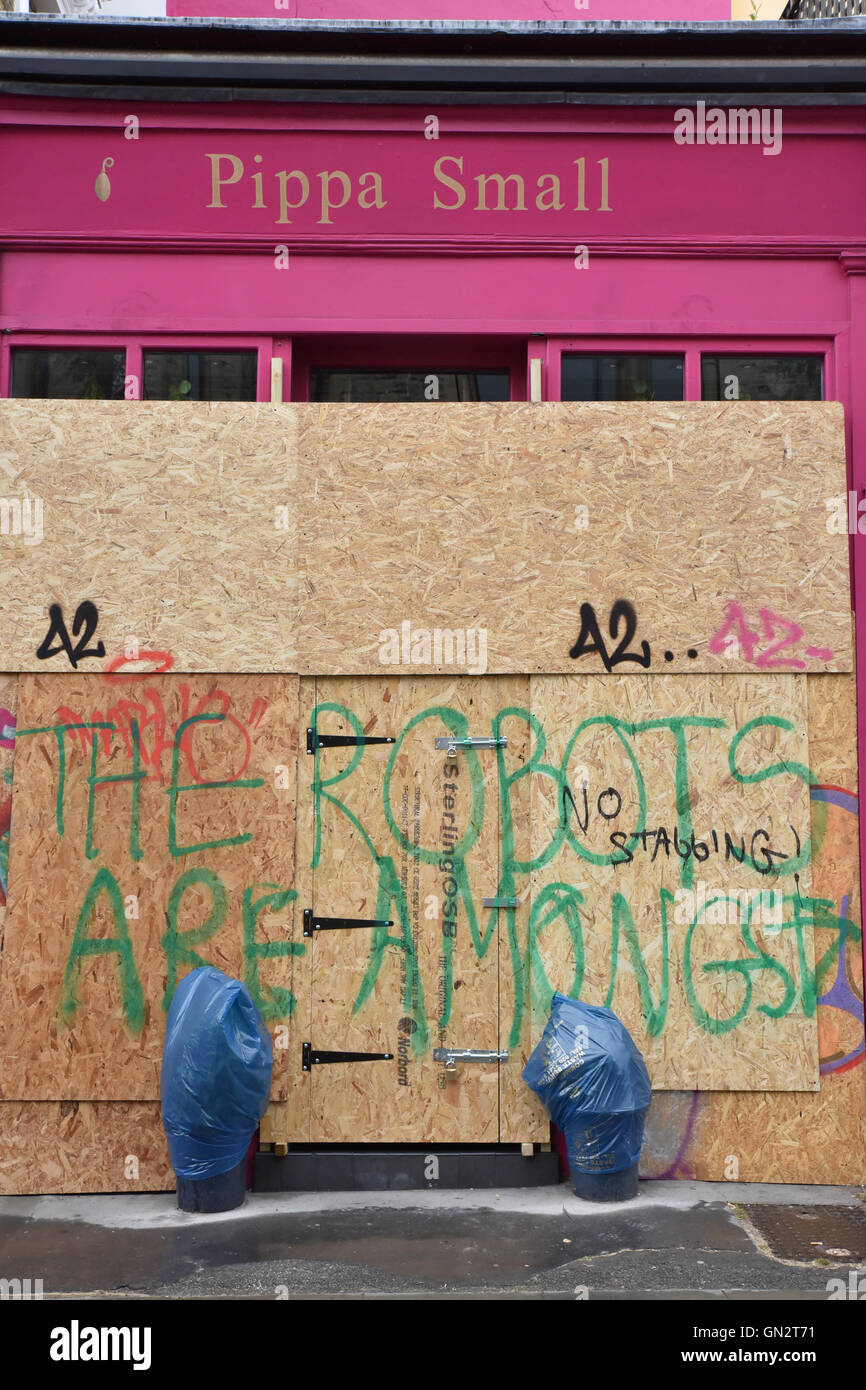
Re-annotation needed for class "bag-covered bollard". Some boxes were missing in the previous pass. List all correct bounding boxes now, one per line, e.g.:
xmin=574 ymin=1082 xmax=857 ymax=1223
xmin=522 ymin=992 xmax=651 ymax=1202
xmin=161 ymin=966 xmax=273 ymax=1213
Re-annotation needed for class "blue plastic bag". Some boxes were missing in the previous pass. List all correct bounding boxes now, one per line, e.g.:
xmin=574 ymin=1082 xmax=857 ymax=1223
xmin=161 ymin=966 xmax=273 ymax=1182
xmin=522 ymin=992 xmax=651 ymax=1176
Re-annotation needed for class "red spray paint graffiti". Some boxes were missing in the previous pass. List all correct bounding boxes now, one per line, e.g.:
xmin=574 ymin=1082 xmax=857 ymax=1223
xmin=55 ymin=651 xmax=269 ymax=787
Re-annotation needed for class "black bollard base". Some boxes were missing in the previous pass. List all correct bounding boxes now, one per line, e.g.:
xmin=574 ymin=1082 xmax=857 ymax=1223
xmin=176 ymin=1158 xmax=247 ymax=1213
xmin=569 ymin=1162 xmax=639 ymax=1202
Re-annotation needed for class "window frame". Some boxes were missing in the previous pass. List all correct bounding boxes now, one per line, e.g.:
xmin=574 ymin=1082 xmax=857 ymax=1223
xmin=291 ymin=334 xmax=527 ymax=403
xmin=1 ymin=333 xmax=839 ymax=409
xmin=558 ymin=348 xmax=686 ymax=404
xmin=6 ymin=341 xmax=129 ymax=402
xmin=697 ymin=349 xmax=826 ymax=403
xmin=543 ymin=335 xmax=837 ymax=403
xmin=1 ymin=334 xmax=275 ymax=402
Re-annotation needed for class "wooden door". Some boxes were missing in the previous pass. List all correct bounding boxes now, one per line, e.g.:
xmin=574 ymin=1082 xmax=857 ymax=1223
xmin=299 ymin=675 xmax=518 ymax=1143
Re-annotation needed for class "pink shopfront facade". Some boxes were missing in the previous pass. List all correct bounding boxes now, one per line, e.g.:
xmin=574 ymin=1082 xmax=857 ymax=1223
xmin=0 ymin=20 xmax=865 ymax=912
xmin=2 ymin=21 xmax=866 ymax=833
xmin=1 ymin=21 xmax=865 ymax=763
xmin=1 ymin=98 xmax=862 ymax=407
xmin=1 ymin=56 xmax=866 ymax=845
xmin=1 ymin=16 xmax=866 ymax=1191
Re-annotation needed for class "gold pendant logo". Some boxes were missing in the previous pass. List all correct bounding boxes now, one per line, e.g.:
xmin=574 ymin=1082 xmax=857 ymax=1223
xmin=94 ymin=157 xmax=114 ymax=203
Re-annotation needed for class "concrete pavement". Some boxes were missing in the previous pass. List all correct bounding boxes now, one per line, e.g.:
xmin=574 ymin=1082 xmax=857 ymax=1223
xmin=1 ymin=1181 xmax=864 ymax=1299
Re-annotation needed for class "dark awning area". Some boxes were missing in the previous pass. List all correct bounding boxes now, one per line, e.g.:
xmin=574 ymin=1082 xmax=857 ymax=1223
xmin=0 ymin=13 xmax=865 ymax=105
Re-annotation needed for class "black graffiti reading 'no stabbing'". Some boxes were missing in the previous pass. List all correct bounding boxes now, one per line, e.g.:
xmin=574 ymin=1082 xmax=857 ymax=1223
xmin=561 ymin=779 xmax=803 ymax=872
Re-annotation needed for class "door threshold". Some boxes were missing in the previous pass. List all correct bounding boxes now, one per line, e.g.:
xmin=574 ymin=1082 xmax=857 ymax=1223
xmin=254 ymin=1145 xmax=560 ymax=1192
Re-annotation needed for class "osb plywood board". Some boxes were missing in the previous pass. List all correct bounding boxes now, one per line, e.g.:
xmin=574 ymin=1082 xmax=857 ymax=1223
xmin=0 ymin=1102 xmax=173 ymax=1195
xmin=1 ymin=675 xmax=859 ymax=1187
xmin=0 ymin=676 xmax=17 ymax=936
xmin=299 ymin=402 xmax=851 ymax=675
xmin=807 ymin=671 xmax=859 ymax=790
xmin=265 ymin=675 xmax=518 ymax=1145
xmin=0 ymin=672 xmax=299 ymax=1100
xmin=307 ymin=676 xmax=505 ymax=1143
xmin=642 ymin=674 xmax=864 ymax=1182
xmin=259 ymin=1101 xmax=287 ymax=1147
xmin=0 ymin=401 xmax=848 ymax=677
xmin=0 ymin=400 xmax=296 ymax=672
xmin=530 ymin=673 xmax=818 ymax=1092
xmin=262 ymin=677 xmax=315 ymax=1144
xmin=641 ymin=1074 xmax=866 ymax=1184
xmin=495 ymin=679 xmax=548 ymax=1142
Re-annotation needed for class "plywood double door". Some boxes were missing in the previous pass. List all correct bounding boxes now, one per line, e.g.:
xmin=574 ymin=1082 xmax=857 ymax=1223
xmin=275 ymin=676 xmax=543 ymax=1145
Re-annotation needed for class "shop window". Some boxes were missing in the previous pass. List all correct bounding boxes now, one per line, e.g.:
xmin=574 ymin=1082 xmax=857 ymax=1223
xmin=143 ymin=350 xmax=257 ymax=401
xmin=10 ymin=347 xmax=125 ymax=400
xmin=701 ymin=355 xmax=823 ymax=401
xmin=561 ymin=354 xmax=684 ymax=402
xmin=310 ymin=369 xmax=511 ymax=403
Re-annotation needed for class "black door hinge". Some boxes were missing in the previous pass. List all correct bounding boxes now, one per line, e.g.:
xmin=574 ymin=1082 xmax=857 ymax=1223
xmin=302 ymin=1042 xmax=394 ymax=1071
xmin=306 ymin=728 xmax=395 ymax=754
xmin=303 ymin=907 xmax=393 ymax=938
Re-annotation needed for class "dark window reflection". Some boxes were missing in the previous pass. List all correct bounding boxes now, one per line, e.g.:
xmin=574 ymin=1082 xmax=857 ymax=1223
xmin=701 ymin=356 xmax=823 ymax=401
xmin=561 ymin=355 xmax=684 ymax=402
xmin=11 ymin=348 xmax=125 ymax=399
xmin=143 ymin=351 xmax=257 ymax=401
xmin=311 ymin=370 xmax=511 ymax=402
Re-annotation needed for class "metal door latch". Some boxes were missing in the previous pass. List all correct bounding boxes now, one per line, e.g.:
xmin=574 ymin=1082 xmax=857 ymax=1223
xmin=433 ymin=1048 xmax=509 ymax=1065
xmin=434 ymin=736 xmax=507 ymax=754
xmin=434 ymin=1046 xmax=509 ymax=1078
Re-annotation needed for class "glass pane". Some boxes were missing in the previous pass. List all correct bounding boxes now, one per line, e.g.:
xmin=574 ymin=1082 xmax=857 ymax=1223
xmin=310 ymin=370 xmax=511 ymax=403
xmin=143 ymin=351 xmax=257 ymax=401
xmin=701 ymin=355 xmax=823 ymax=401
xmin=561 ymin=354 xmax=684 ymax=402
xmin=10 ymin=348 xmax=125 ymax=400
